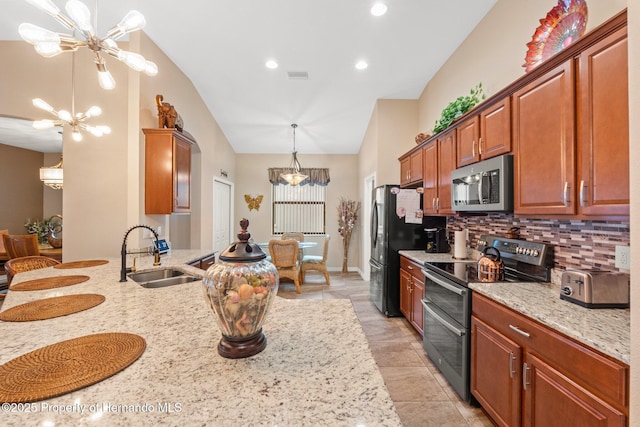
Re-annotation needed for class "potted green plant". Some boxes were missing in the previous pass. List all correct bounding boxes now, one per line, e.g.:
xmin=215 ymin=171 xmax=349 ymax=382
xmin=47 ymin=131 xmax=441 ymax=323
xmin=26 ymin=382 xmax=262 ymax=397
xmin=432 ymin=83 xmax=486 ymax=134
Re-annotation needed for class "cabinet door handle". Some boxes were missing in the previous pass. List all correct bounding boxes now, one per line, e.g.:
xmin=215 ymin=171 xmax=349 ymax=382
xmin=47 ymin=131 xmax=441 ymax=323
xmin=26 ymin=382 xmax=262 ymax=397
xmin=407 ymin=265 xmax=414 ymax=270
xmin=432 ymin=198 xmax=436 ymax=210
xmin=472 ymin=140 xmax=476 ymax=157
xmin=479 ymin=137 xmax=483 ymax=155
xmin=509 ymin=352 xmax=516 ymax=378
xmin=436 ymin=197 xmax=440 ymax=210
xmin=563 ymin=182 xmax=570 ymax=207
xmin=522 ymin=362 xmax=530 ymax=390
xmin=509 ymin=324 xmax=531 ymax=338
xmin=579 ymin=180 xmax=587 ymax=207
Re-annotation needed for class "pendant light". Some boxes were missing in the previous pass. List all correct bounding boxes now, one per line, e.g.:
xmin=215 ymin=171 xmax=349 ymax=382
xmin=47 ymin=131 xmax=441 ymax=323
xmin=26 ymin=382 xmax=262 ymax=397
xmin=19 ymin=0 xmax=158 ymax=90
xmin=31 ymin=52 xmax=111 ymax=142
xmin=40 ymin=156 xmax=64 ymax=189
xmin=280 ymin=124 xmax=308 ymax=186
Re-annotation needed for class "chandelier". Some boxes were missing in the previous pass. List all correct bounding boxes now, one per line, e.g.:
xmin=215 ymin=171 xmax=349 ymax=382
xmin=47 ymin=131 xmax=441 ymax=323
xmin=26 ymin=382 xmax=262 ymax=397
xmin=31 ymin=53 xmax=111 ymax=142
xmin=19 ymin=0 xmax=158 ymax=90
xmin=280 ymin=124 xmax=308 ymax=186
xmin=40 ymin=156 xmax=64 ymax=189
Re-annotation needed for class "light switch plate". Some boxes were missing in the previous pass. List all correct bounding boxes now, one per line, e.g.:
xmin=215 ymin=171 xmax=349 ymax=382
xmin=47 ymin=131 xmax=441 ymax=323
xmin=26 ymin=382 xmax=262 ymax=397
xmin=615 ymin=245 xmax=630 ymax=270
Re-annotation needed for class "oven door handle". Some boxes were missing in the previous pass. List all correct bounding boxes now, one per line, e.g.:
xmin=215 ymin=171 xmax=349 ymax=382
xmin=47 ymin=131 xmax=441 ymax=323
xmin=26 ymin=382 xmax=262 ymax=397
xmin=421 ymin=300 xmax=466 ymax=337
xmin=423 ymin=271 xmax=467 ymax=296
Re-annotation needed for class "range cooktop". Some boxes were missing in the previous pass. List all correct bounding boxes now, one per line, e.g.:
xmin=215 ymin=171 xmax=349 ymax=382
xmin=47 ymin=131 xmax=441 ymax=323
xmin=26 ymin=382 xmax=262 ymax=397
xmin=423 ymin=234 xmax=553 ymax=287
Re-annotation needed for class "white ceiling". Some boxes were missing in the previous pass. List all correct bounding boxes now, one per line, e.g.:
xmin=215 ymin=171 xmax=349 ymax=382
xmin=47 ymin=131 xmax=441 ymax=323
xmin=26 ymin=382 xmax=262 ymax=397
xmin=0 ymin=0 xmax=497 ymax=154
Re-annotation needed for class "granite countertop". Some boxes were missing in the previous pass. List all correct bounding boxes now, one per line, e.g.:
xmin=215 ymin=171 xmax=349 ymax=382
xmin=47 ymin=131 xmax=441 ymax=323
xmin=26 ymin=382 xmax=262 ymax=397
xmin=1 ymin=250 xmax=400 ymax=426
xmin=399 ymin=249 xmax=630 ymax=365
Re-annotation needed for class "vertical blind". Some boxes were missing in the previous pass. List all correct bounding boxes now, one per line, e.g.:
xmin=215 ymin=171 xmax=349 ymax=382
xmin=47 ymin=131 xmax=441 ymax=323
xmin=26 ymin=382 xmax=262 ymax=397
xmin=272 ymin=184 xmax=326 ymax=235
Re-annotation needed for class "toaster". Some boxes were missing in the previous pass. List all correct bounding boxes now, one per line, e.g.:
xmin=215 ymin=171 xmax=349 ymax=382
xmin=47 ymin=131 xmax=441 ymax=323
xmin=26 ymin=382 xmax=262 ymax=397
xmin=560 ymin=269 xmax=630 ymax=308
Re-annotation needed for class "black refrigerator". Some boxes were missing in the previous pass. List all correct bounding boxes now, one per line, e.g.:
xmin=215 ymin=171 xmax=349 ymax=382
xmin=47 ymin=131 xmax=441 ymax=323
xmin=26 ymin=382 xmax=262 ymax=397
xmin=369 ymin=184 xmax=446 ymax=316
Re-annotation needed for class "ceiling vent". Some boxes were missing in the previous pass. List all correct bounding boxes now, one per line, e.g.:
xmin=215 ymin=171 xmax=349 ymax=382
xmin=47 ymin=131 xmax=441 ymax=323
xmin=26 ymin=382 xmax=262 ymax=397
xmin=287 ymin=71 xmax=309 ymax=80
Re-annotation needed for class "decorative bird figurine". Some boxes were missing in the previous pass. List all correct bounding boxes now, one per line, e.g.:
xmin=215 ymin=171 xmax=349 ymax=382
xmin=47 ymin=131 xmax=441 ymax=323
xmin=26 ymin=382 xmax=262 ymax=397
xmin=245 ymin=194 xmax=264 ymax=211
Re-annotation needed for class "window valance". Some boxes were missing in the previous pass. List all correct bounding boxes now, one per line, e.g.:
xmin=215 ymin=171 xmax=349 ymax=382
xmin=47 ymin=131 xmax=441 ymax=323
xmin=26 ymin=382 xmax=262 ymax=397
xmin=268 ymin=168 xmax=331 ymax=186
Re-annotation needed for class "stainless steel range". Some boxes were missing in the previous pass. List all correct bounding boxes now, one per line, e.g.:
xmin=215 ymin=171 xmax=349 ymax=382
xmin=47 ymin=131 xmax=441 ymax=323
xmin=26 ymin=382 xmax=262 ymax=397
xmin=420 ymin=234 xmax=553 ymax=402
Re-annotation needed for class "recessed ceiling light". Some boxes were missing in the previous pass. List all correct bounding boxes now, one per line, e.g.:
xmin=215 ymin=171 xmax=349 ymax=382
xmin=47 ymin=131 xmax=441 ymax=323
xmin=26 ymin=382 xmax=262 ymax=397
xmin=370 ymin=2 xmax=388 ymax=16
xmin=265 ymin=60 xmax=278 ymax=69
xmin=355 ymin=61 xmax=368 ymax=70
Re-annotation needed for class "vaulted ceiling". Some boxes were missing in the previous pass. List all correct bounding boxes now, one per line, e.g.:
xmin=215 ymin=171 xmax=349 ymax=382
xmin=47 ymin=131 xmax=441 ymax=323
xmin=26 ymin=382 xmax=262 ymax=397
xmin=0 ymin=0 xmax=497 ymax=154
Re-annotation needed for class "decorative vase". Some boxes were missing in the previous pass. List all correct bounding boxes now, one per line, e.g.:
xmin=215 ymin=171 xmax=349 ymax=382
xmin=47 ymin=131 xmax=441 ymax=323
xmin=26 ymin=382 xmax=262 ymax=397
xmin=202 ymin=219 xmax=279 ymax=358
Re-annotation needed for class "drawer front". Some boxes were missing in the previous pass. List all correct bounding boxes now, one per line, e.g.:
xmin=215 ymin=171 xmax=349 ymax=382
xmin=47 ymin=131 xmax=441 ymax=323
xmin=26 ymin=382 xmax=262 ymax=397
xmin=472 ymin=293 xmax=628 ymax=410
xmin=400 ymin=257 xmax=424 ymax=281
xmin=199 ymin=254 xmax=216 ymax=270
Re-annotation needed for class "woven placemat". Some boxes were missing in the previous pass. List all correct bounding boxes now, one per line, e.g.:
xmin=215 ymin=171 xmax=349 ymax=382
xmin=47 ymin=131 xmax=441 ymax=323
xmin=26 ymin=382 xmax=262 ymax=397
xmin=0 ymin=294 xmax=105 ymax=322
xmin=10 ymin=275 xmax=90 ymax=291
xmin=54 ymin=260 xmax=109 ymax=269
xmin=0 ymin=332 xmax=146 ymax=403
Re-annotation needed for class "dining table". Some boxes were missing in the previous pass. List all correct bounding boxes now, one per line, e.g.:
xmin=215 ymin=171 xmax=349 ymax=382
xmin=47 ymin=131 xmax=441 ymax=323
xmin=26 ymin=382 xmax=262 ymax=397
xmin=257 ymin=240 xmax=318 ymax=260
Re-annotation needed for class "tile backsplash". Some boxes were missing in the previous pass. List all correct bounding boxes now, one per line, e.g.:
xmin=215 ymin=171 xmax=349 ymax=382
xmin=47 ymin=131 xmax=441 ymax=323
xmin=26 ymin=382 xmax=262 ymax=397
xmin=447 ymin=214 xmax=630 ymax=273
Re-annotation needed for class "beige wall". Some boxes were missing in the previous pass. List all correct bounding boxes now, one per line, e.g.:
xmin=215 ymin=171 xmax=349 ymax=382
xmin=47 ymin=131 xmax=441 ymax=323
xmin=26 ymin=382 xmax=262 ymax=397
xmin=0 ymin=144 xmax=44 ymax=233
xmin=235 ymin=153 xmax=359 ymax=271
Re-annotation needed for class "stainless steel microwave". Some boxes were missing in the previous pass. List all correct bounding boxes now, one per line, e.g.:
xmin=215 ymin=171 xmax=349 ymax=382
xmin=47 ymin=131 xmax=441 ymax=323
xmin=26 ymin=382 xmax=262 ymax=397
xmin=451 ymin=154 xmax=513 ymax=212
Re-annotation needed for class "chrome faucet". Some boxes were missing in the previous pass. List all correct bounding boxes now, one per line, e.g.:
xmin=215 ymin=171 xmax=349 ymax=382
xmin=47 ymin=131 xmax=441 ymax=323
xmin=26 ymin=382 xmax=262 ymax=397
xmin=120 ymin=225 xmax=161 ymax=282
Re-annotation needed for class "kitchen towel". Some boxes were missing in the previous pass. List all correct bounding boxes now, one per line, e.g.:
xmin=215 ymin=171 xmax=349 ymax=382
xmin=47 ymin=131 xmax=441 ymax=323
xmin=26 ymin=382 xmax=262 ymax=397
xmin=454 ymin=230 xmax=468 ymax=259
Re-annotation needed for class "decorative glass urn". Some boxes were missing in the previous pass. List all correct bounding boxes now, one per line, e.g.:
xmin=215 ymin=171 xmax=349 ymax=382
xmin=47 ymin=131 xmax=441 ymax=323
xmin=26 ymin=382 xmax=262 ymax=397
xmin=202 ymin=219 xmax=279 ymax=358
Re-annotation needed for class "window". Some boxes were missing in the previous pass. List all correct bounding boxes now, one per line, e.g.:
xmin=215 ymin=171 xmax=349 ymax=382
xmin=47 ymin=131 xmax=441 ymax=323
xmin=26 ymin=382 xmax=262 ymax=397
xmin=272 ymin=184 xmax=326 ymax=235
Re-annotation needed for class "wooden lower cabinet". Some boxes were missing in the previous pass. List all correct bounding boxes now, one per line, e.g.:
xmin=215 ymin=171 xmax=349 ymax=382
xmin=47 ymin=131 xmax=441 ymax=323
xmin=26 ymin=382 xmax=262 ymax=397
xmin=524 ymin=353 xmax=626 ymax=427
xmin=471 ymin=316 xmax=521 ymax=426
xmin=400 ymin=256 xmax=425 ymax=335
xmin=471 ymin=293 xmax=628 ymax=427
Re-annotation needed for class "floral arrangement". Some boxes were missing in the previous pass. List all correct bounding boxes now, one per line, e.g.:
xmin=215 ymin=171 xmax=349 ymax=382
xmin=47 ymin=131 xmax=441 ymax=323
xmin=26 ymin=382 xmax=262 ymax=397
xmin=24 ymin=218 xmax=55 ymax=243
xmin=337 ymin=197 xmax=360 ymax=273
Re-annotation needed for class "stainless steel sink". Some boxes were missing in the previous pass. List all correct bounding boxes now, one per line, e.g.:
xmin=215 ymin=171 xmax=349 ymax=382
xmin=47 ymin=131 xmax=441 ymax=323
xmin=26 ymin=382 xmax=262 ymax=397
xmin=128 ymin=268 xmax=185 ymax=283
xmin=138 ymin=275 xmax=199 ymax=288
xmin=128 ymin=268 xmax=200 ymax=288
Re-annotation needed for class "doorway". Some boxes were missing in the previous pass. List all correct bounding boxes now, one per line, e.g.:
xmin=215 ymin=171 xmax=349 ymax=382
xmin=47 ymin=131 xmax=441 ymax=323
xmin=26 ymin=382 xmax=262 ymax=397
xmin=213 ymin=177 xmax=234 ymax=255
xmin=362 ymin=173 xmax=375 ymax=280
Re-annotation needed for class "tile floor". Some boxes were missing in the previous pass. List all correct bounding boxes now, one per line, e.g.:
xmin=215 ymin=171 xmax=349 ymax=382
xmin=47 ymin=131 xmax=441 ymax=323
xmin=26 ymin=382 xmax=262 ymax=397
xmin=278 ymin=271 xmax=494 ymax=427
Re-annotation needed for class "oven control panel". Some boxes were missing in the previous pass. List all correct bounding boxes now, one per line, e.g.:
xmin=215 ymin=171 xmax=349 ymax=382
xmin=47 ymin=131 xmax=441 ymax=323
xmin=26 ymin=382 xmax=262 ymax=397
xmin=478 ymin=235 xmax=551 ymax=267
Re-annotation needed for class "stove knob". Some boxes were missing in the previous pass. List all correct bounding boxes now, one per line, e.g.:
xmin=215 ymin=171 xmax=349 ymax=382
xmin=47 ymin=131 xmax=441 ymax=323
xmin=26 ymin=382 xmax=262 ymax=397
xmin=516 ymin=247 xmax=521 ymax=254
xmin=561 ymin=286 xmax=573 ymax=296
xmin=532 ymin=250 xmax=539 ymax=257
xmin=525 ymin=249 xmax=532 ymax=256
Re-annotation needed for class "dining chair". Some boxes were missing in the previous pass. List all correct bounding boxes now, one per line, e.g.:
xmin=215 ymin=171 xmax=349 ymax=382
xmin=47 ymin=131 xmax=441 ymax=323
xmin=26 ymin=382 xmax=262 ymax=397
xmin=4 ymin=255 xmax=60 ymax=285
xmin=269 ymin=239 xmax=301 ymax=294
xmin=3 ymin=234 xmax=40 ymax=259
xmin=281 ymin=232 xmax=304 ymax=242
xmin=301 ymin=235 xmax=331 ymax=285
xmin=281 ymin=232 xmax=304 ymax=261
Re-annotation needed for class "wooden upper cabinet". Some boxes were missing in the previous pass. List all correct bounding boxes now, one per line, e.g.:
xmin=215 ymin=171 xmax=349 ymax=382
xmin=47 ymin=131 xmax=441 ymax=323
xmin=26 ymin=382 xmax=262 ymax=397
xmin=143 ymin=128 xmax=194 ymax=214
xmin=399 ymin=148 xmax=423 ymax=187
xmin=437 ymin=130 xmax=457 ymax=215
xmin=422 ymin=132 xmax=456 ymax=215
xmin=513 ymin=60 xmax=576 ymax=216
xmin=422 ymin=141 xmax=438 ymax=215
xmin=576 ymin=26 xmax=629 ymax=217
xmin=456 ymin=116 xmax=480 ymax=167
xmin=457 ymin=97 xmax=511 ymax=168
xmin=480 ymin=97 xmax=512 ymax=160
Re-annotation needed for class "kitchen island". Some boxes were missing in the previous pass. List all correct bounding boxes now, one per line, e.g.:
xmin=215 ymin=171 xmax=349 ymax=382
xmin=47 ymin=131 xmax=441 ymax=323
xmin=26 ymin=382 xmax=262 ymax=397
xmin=1 ymin=250 xmax=401 ymax=426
